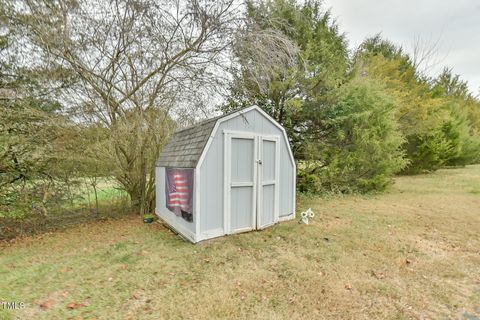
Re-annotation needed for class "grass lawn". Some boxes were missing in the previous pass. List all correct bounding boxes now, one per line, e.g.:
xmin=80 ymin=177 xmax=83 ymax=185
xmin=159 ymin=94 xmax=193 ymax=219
xmin=1 ymin=166 xmax=479 ymax=319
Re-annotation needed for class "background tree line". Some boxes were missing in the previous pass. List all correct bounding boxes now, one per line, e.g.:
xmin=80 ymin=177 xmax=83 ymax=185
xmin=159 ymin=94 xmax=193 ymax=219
xmin=225 ymin=0 xmax=480 ymax=194
xmin=1 ymin=0 xmax=479 ymax=224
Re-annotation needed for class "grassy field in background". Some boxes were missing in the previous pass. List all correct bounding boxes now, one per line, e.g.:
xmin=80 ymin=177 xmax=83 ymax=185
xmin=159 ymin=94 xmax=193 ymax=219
xmin=72 ymin=178 xmax=128 ymax=207
xmin=0 ymin=178 xmax=128 ymax=220
xmin=1 ymin=165 xmax=479 ymax=319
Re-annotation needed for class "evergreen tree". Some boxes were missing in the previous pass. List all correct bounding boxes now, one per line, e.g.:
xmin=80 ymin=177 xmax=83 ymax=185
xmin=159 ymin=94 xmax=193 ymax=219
xmin=298 ymin=78 xmax=407 ymax=193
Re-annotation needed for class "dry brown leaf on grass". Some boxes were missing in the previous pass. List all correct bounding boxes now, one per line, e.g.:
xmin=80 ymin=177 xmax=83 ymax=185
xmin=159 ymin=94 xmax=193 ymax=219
xmin=66 ymin=301 xmax=89 ymax=309
xmin=138 ymin=250 xmax=149 ymax=256
xmin=39 ymin=299 xmax=55 ymax=310
xmin=132 ymin=293 xmax=140 ymax=300
xmin=371 ymin=270 xmax=386 ymax=279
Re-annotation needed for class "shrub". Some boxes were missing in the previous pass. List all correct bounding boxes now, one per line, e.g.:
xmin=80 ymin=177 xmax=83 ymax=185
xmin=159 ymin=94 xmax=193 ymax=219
xmin=403 ymin=102 xmax=480 ymax=173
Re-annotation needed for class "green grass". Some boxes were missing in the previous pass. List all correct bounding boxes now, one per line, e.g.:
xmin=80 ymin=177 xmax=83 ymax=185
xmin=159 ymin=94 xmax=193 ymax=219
xmin=73 ymin=179 xmax=128 ymax=206
xmin=1 ymin=165 xmax=479 ymax=319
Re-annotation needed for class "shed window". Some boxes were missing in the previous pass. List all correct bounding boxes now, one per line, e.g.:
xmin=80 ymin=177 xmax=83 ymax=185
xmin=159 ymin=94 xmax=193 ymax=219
xmin=165 ymin=168 xmax=194 ymax=222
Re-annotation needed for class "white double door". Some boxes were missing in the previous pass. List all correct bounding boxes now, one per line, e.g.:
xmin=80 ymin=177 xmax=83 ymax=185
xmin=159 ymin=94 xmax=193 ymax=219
xmin=224 ymin=132 xmax=280 ymax=234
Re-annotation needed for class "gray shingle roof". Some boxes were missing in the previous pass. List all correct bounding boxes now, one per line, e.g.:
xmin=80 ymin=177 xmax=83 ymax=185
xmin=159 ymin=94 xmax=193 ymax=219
xmin=156 ymin=115 xmax=220 ymax=168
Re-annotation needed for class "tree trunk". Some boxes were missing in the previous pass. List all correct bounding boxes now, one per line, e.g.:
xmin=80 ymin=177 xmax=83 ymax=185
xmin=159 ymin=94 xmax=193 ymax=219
xmin=127 ymin=184 xmax=154 ymax=216
xmin=92 ymin=181 xmax=99 ymax=215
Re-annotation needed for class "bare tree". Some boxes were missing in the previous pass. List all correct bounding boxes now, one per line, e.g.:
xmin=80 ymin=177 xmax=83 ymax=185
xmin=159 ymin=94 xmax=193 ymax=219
xmin=3 ymin=0 xmax=239 ymax=214
xmin=411 ymin=34 xmax=446 ymax=78
xmin=229 ymin=24 xmax=299 ymax=124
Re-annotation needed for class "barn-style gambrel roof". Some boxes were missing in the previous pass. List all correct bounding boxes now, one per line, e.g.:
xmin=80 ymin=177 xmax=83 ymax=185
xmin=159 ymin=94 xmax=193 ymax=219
xmin=157 ymin=106 xmax=294 ymax=169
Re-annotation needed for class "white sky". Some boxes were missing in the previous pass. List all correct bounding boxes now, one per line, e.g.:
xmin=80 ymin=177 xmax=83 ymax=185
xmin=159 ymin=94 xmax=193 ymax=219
xmin=322 ymin=0 xmax=480 ymax=95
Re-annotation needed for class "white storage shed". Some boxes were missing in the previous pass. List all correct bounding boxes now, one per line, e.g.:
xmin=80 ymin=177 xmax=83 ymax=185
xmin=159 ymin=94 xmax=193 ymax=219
xmin=155 ymin=106 xmax=296 ymax=243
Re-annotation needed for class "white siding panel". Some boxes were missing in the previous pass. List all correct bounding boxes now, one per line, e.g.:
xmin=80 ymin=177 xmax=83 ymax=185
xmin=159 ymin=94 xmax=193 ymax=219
xmin=231 ymin=186 xmax=254 ymax=231
xmin=155 ymin=167 xmax=165 ymax=211
xmin=279 ymin=155 xmax=294 ymax=217
xmin=231 ymin=138 xmax=254 ymax=182
xmin=261 ymin=184 xmax=275 ymax=226
xmin=262 ymin=140 xmax=276 ymax=181
xmin=200 ymin=133 xmax=224 ymax=232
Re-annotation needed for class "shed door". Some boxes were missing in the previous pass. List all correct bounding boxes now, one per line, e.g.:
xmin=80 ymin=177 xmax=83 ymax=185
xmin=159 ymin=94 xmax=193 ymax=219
xmin=257 ymin=136 xmax=280 ymax=229
xmin=224 ymin=133 xmax=257 ymax=234
xmin=224 ymin=132 xmax=280 ymax=234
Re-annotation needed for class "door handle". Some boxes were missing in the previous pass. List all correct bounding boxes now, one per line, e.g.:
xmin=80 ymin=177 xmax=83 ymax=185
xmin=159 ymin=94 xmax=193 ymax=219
xmin=257 ymin=160 xmax=262 ymax=164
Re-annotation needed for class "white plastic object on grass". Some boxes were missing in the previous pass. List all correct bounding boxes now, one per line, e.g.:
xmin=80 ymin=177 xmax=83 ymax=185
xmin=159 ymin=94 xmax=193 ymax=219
xmin=300 ymin=208 xmax=314 ymax=224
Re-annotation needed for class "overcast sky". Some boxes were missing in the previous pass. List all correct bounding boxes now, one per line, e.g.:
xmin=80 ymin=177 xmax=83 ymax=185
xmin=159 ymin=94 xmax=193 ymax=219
xmin=322 ymin=0 xmax=480 ymax=95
